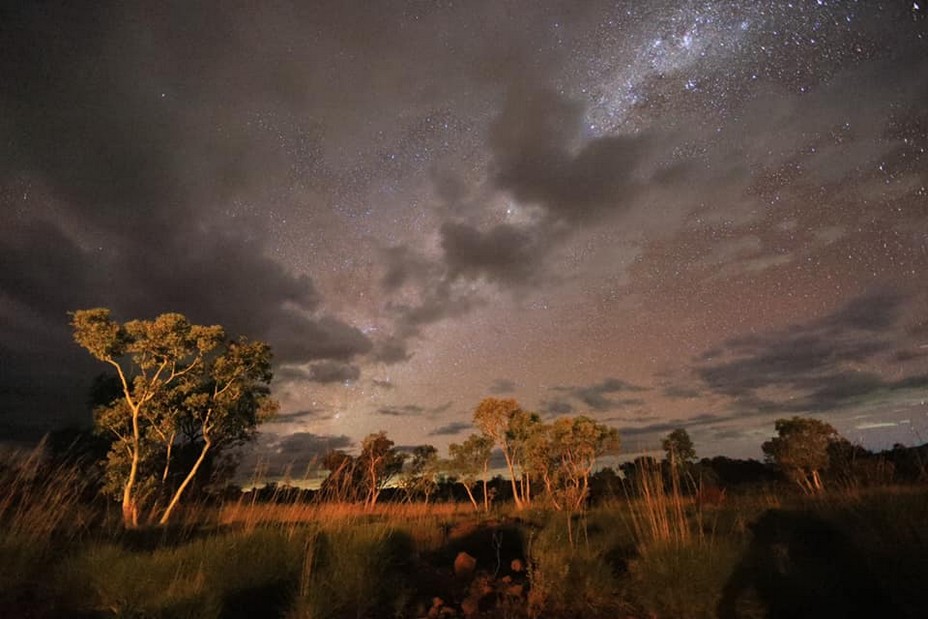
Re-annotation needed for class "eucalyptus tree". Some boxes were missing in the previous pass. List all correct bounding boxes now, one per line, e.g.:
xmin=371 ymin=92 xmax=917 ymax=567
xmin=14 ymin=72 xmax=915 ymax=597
xmin=762 ymin=416 xmax=840 ymax=494
xmin=448 ymin=433 xmax=494 ymax=511
xmin=71 ymin=308 xmax=277 ymax=526
xmin=472 ymin=397 xmax=540 ymax=508
xmin=358 ymin=431 xmax=406 ymax=508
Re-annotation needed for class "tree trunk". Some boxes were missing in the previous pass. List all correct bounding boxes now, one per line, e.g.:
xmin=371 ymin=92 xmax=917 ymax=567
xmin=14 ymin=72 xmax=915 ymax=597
xmin=462 ymin=483 xmax=479 ymax=511
xmin=811 ymin=469 xmax=823 ymax=492
xmin=482 ymin=477 xmax=489 ymax=512
xmin=502 ymin=449 xmax=524 ymax=509
xmin=122 ymin=406 xmax=142 ymax=528
xmin=159 ymin=439 xmax=211 ymax=525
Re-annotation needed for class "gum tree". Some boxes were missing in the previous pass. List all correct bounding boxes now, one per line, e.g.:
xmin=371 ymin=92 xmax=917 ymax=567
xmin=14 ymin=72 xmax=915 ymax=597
xmin=71 ymin=308 xmax=276 ymax=526
xmin=358 ymin=431 xmax=405 ymax=508
xmin=448 ymin=434 xmax=494 ymax=512
xmin=762 ymin=416 xmax=839 ymax=494
xmin=473 ymin=398 xmax=534 ymax=508
xmin=661 ymin=428 xmax=696 ymax=469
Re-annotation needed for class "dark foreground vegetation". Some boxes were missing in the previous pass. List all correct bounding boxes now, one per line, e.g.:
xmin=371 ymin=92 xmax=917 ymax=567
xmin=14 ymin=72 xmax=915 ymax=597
xmin=3 ymin=439 xmax=928 ymax=619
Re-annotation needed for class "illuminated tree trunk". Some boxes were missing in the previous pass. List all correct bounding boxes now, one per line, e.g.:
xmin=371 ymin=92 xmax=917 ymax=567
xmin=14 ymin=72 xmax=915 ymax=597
xmin=160 ymin=438 xmax=211 ymax=525
xmin=122 ymin=402 xmax=142 ymax=528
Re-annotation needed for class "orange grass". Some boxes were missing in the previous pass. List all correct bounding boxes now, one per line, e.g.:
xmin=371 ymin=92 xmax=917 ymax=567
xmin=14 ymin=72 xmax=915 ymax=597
xmin=218 ymin=497 xmax=472 ymax=528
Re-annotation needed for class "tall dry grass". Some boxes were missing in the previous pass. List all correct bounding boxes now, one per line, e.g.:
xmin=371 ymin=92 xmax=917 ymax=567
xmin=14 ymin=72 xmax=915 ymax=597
xmin=0 ymin=439 xmax=96 ymax=541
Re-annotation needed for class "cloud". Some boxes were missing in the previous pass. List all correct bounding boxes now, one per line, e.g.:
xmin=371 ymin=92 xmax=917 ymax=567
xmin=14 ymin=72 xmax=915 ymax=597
xmin=540 ymin=399 xmax=574 ymax=415
xmin=0 ymin=3 xmax=380 ymax=437
xmin=370 ymin=337 xmax=413 ymax=365
xmin=552 ymin=377 xmax=649 ymax=411
xmin=378 ymin=401 xmax=453 ymax=417
xmin=428 ymin=421 xmax=472 ymax=437
xmin=489 ymin=87 xmax=662 ymax=224
xmin=377 ymin=405 xmax=424 ymax=417
xmin=488 ymin=379 xmax=517 ymax=394
xmin=440 ymin=221 xmax=548 ymax=286
xmin=304 ymin=361 xmax=361 ymax=384
xmin=663 ymin=386 xmax=703 ymax=399
xmin=696 ymin=289 xmax=922 ymax=413
xmin=241 ymin=431 xmax=353 ymax=479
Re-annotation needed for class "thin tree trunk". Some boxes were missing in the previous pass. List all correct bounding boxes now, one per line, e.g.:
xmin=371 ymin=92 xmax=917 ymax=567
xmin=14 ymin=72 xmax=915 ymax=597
xmin=161 ymin=432 xmax=175 ymax=483
xmin=502 ymin=449 xmax=524 ymax=509
xmin=159 ymin=439 xmax=211 ymax=525
xmin=122 ymin=406 xmax=142 ymax=528
xmin=462 ymin=483 xmax=479 ymax=511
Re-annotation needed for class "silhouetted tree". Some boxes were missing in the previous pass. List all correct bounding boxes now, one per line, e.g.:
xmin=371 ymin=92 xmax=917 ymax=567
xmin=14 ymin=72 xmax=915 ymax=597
xmin=661 ymin=428 xmax=696 ymax=469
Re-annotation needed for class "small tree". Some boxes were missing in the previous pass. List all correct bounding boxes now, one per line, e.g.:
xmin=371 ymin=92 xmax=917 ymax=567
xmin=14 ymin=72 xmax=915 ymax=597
xmin=358 ymin=431 xmax=405 ymax=508
xmin=545 ymin=416 xmax=620 ymax=512
xmin=402 ymin=445 xmax=440 ymax=504
xmin=762 ymin=416 xmax=839 ymax=494
xmin=472 ymin=398 xmax=538 ymax=509
xmin=661 ymin=428 xmax=696 ymax=469
xmin=448 ymin=434 xmax=494 ymax=512
xmin=319 ymin=449 xmax=363 ymax=503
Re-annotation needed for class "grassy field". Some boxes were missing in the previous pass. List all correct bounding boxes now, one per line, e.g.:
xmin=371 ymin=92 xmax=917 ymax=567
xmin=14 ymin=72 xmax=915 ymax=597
xmin=3 ymin=450 xmax=928 ymax=618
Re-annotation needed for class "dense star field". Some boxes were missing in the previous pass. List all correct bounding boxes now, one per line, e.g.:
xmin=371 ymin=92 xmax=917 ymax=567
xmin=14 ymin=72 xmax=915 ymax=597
xmin=1 ymin=1 xmax=926 ymax=475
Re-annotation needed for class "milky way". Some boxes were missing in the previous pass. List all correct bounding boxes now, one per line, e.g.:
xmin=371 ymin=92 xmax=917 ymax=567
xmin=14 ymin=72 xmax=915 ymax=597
xmin=1 ymin=1 xmax=926 ymax=475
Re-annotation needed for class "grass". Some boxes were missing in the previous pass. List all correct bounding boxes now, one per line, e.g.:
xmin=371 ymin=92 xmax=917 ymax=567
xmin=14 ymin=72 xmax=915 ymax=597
xmin=3 ymin=444 xmax=928 ymax=618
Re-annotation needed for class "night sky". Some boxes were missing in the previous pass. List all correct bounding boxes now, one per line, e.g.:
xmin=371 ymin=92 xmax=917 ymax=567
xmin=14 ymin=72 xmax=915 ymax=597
xmin=2 ymin=1 xmax=926 ymax=475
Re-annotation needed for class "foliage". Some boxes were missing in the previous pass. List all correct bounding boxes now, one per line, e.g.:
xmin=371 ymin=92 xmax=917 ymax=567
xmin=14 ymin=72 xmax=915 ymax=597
xmin=71 ymin=308 xmax=277 ymax=526
xmin=762 ymin=416 xmax=840 ymax=494
xmin=448 ymin=434 xmax=494 ymax=511
xmin=662 ymin=428 xmax=696 ymax=468
xmin=535 ymin=416 xmax=620 ymax=513
xmin=400 ymin=444 xmax=440 ymax=504
xmin=358 ymin=432 xmax=406 ymax=508
xmin=473 ymin=397 xmax=531 ymax=508
xmin=318 ymin=432 xmax=405 ymax=507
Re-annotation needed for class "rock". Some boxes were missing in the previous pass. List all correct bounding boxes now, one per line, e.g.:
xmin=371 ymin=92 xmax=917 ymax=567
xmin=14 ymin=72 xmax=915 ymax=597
xmin=454 ymin=551 xmax=477 ymax=578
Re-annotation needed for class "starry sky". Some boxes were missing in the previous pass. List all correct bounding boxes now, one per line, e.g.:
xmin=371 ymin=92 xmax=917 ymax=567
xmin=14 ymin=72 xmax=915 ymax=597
xmin=2 ymin=1 xmax=926 ymax=476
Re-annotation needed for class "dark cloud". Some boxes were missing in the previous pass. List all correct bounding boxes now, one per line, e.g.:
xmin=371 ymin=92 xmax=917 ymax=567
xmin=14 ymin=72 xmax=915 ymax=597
xmin=440 ymin=221 xmax=548 ymax=286
xmin=236 ymin=431 xmax=353 ymax=480
xmin=541 ymin=399 xmax=574 ymax=416
xmin=696 ymin=290 xmax=919 ymax=413
xmin=489 ymin=379 xmax=517 ymax=394
xmin=305 ymin=361 xmax=361 ymax=384
xmin=552 ymin=377 xmax=648 ymax=411
xmin=428 ymin=421 xmax=472 ymax=437
xmin=377 ymin=405 xmax=424 ymax=417
xmin=276 ymin=432 xmax=353 ymax=457
xmin=489 ymin=88 xmax=658 ymax=224
xmin=663 ymin=386 xmax=704 ymax=399
xmin=378 ymin=401 xmax=453 ymax=417
xmin=0 ymin=4 xmax=378 ymax=437
xmin=265 ymin=408 xmax=332 ymax=424
xmin=370 ymin=337 xmax=413 ymax=365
